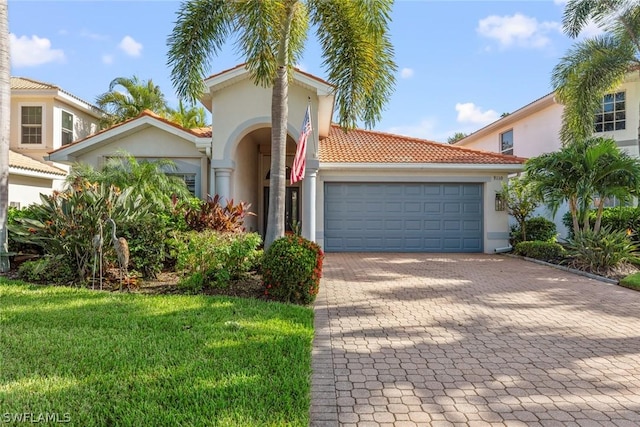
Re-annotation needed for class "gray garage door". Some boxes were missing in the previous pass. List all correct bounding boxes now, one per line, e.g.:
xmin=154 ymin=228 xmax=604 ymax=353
xmin=324 ymin=183 xmax=483 ymax=252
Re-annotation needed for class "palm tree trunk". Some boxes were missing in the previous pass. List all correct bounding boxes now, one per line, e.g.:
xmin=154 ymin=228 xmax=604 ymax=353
xmin=264 ymin=1 xmax=296 ymax=250
xmin=569 ymin=198 xmax=580 ymax=235
xmin=0 ymin=0 xmax=10 ymax=273
xmin=594 ymin=200 xmax=605 ymax=234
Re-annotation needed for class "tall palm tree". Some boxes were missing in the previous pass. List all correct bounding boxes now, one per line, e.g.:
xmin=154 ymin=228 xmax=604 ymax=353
xmin=167 ymin=0 xmax=396 ymax=248
xmin=0 ymin=0 xmax=10 ymax=273
xmin=96 ymin=76 xmax=170 ymax=128
xmin=552 ymin=0 xmax=640 ymax=144
xmin=169 ymin=100 xmax=208 ymax=129
xmin=525 ymin=137 xmax=640 ymax=235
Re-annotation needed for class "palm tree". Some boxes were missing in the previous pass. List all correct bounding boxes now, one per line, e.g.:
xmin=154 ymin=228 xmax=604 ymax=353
xmin=0 ymin=0 xmax=9 ymax=273
xmin=96 ymin=76 xmax=170 ymax=128
xmin=169 ymin=100 xmax=208 ymax=129
xmin=552 ymin=0 xmax=640 ymax=144
xmin=167 ymin=0 xmax=396 ymax=248
xmin=525 ymin=137 xmax=640 ymax=235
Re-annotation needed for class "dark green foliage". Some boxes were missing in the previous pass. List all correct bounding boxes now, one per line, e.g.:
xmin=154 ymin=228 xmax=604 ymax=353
xmin=262 ymin=235 xmax=324 ymax=305
xmin=510 ymin=216 xmax=557 ymax=245
xmin=184 ymin=195 xmax=255 ymax=232
xmin=7 ymin=206 xmax=44 ymax=255
xmin=175 ymin=231 xmax=262 ymax=292
xmin=566 ymin=227 xmax=637 ymax=274
xmin=562 ymin=206 xmax=640 ymax=242
xmin=515 ymin=241 xmax=566 ymax=262
xmin=17 ymin=256 xmax=76 ymax=285
xmin=119 ymin=216 xmax=169 ymax=279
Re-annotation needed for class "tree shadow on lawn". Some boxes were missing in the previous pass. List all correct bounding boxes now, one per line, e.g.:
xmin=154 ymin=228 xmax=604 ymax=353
xmin=0 ymin=283 xmax=313 ymax=426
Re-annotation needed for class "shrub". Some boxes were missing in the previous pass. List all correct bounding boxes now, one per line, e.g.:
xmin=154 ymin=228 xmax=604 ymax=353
xmin=515 ymin=241 xmax=565 ymax=262
xmin=510 ymin=216 xmax=557 ymax=245
xmin=262 ymin=235 xmax=324 ymax=305
xmin=562 ymin=206 xmax=640 ymax=241
xmin=175 ymin=230 xmax=262 ymax=292
xmin=7 ymin=205 xmax=44 ymax=255
xmin=566 ymin=227 xmax=637 ymax=274
xmin=119 ymin=216 xmax=169 ymax=279
xmin=184 ymin=195 xmax=255 ymax=232
xmin=18 ymin=255 xmax=76 ymax=285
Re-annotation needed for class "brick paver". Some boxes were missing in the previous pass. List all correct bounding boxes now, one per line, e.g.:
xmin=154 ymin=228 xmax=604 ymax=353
xmin=310 ymin=253 xmax=640 ymax=426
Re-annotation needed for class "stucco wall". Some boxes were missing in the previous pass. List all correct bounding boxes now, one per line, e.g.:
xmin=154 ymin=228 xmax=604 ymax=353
xmin=316 ymin=167 xmax=512 ymax=254
xmin=8 ymin=174 xmax=56 ymax=208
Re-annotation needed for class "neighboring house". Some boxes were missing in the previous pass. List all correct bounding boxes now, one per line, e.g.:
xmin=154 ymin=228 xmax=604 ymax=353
xmin=49 ymin=64 xmax=524 ymax=254
xmin=8 ymin=77 xmax=103 ymax=207
xmin=454 ymin=71 xmax=640 ymax=238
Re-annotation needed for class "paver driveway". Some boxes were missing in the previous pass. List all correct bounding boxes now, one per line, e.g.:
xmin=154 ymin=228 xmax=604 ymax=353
xmin=310 ymin=253 xmax=640 ymax=426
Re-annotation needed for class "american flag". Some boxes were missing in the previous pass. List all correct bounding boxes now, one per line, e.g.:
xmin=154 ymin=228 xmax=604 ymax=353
xmin=291 ymin=105 xmax=312 ymax=184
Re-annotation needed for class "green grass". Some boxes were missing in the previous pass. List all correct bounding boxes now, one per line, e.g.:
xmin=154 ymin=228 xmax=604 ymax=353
xmin=0 ymin=279 xmax=314 ymax=426
xmin=619 ymin=272 xmax=640 ymax=291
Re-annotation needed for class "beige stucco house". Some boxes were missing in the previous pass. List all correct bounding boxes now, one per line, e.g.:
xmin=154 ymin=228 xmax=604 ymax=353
xmin=454 ymin=72 xmax=640 ymax=238
xmin=8 ymin=77 xmax=102 ymax=207
xmin=49 ymin=65 xmax=524 ymax=253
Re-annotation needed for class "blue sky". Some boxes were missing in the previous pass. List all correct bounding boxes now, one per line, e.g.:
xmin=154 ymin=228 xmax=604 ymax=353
xmin=8 ymin=0 xmax=595 ymax=142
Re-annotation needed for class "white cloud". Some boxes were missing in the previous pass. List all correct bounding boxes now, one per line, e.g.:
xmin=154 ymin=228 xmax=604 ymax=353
xmin=102 ymin=54 xmax=114 ymax=65
xmin=81 ymin=29 xmax=109 ymax=41
xmin=387 ymin=117 xmax=438 ymax=140
xmin=118 ymin=35 xmax=143 ymax=57
xmin=455 ymin=102 xmax=499 ymax=125
xmin=477 ymin=13 xmax=562 ymax=49
xmin=400 ymin=67 xmax=414 ymax=79
xmin=577 ymin=19 xmax=605 ymax=38
xmin=553 ymin=0 xmax=567 ymax=5
xmin=10 ymin=34 xmax=65 ymax=67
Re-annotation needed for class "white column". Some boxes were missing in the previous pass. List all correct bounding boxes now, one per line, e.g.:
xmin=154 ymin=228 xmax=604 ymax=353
xmin=215 ymin=168 xmax=233 ymax=202
xmin=209 ymin=165 xmax=216 ymax=199
xmin=302 ymin=166 xmax=318 ymax=242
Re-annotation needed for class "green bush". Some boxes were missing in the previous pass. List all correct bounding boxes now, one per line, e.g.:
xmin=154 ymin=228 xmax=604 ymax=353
xmin=514 ymin=241 xmax=565 ymax=262
xmin=510 ymin=216 xmax=557 ymax=245
xmin=7 ymin=205 xmax=45 ymax=255
xmin=175 ymin=230 xmax=262 ymax=292
xmin=566 ymin=227 xmax=637 ymax=274
xmin=18 ymin=255 xmax=76 ymax=285
xmin=262 ymin=235 xmax=324 ymax=305
xmin=562 ymin=206 xmax=640 ymax=241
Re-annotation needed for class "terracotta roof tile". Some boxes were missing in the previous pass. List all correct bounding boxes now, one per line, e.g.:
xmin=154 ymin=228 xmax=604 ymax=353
xmin=319 ymin=125 xmax=526 ymax=164
xmin=11 ymin=77 xmax=102 ymax=112
xmin=9 ymin=150 xmax=66 ymax=176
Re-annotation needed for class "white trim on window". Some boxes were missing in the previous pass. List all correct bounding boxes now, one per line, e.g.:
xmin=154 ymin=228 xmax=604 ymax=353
xmin=61 ymin=109 xmax=74 ymax=146
xmin=18 ymin=102 xmax=46 ymax=147
xmin=500 ymin=129 xmax=513 ymax=156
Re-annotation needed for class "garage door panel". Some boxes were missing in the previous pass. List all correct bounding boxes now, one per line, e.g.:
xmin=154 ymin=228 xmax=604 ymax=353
xmin=324 ymin=183 xmax=483 ymax=252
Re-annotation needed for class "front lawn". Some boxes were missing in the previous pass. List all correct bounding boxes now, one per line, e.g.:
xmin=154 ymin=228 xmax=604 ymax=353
xmin=0 ymin=279 xmax=314 ymax=426
xmin=619 ymin=272 xmax=640 ymax=291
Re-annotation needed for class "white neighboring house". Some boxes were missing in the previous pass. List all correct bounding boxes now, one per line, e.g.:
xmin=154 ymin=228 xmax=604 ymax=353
xmin=8 ymin=77 xmax=102 ymax=208
xmin=454 ymin=72 xmax=640 ymax=239
xmin=49 ymin=64 xmax=525 ymax=254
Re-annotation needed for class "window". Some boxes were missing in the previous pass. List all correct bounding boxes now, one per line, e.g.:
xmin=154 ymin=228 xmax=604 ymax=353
xmin=595 ymin=91 xmax=625 ymax=132
xmin=21 ymin=106 xmax=42 ymax=144
xmin=61 ymin=111 xmax=73 ymax=145
xmin=169 ymin=173 xmax=196 ymax=195
xmin=500 ymin=129 xmax=513 ymax=155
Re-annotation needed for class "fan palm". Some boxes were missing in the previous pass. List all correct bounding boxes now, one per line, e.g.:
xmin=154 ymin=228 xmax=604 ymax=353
xmin=525 ymin=137 xmax=640 ymax=235
xmin=552 ymin=0 xmax=640 ymax=144
xmin=96 ymin=76 xmax=170 ymax=128
xmin=167 ymin=0 xmax=396 ymax=248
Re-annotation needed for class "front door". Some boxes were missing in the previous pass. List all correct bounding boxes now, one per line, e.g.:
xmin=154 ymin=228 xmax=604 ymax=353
xmin=263 ymin=187 xmax=300 ymax=234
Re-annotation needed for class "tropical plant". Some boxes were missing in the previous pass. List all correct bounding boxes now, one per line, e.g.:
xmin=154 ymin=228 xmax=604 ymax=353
xmin=167 ymin=0 xmax=396 ymax=249
xmin=447 ymin=132 xmax=468 ymax=144
xmin=169 ymin=100 xmax=208 ymax=129
xmin=0 ymin=0 xmax=9 ymax=273
xmin=525 ymin=137 xmax=640 ymax=236
xmin=500 ymin=176 xmax=539 ymax=242
xmin=68 ymin=153 xmax=193 ymax=210
xmin=9 ymin=180 xmax=147 ymax=282
xmin=96 ymin=76 xmax=170 ymax=128
xmin=184 ymin=194 xmax=255 ymax=232
xmin=511 ymin=216 xmax=557 ymax=246
xmin=262 ymin=234 xmax=323 ymax=305
xmin=566 ymin=227 xmax=638 ymax=274
xmin=553 ymin=0 xmax=640 ymax=144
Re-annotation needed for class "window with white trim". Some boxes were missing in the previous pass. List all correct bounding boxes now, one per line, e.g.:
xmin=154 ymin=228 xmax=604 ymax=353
xmin=595 ymin=91 xmax=625 ymax=132
xmin=500 ymin=129 xmax=513 ymax=155
xmin=62 ymin=111 xmax=73 ymax=145
xmin=21 ymin=106 xmax=43 ymax=144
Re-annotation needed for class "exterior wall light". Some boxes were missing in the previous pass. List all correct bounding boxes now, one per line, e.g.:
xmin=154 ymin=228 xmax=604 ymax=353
xmin=495 ymin=193 xmax=506 ymax=211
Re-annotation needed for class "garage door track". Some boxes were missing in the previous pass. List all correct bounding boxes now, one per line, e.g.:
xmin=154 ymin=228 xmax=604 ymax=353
xmin=311 ymin=253 xmax=640 ymax=426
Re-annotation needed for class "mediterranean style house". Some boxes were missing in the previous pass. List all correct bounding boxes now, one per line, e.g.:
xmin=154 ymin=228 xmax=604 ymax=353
xmin=8 ymin=77 xmax=102 ymax=208
xmin=48 ymin=65 xmax=524 ymax=253
xmin=454 ymin=72 xmax=640 ymax=238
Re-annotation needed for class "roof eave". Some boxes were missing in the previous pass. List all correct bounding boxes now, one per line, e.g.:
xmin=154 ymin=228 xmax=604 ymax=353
xmin=9 ymin=166 xmax=66 ymax=179
xmin=318 ymin=162 xmax=525 ymax=171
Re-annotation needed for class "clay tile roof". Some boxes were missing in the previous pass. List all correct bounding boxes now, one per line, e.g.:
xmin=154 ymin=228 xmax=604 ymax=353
xmin=11 ymin=77 xmax=101 ymax=112
xmin=319 ymin=125 xmax=526 ymax=164
xmin=9 ymin=150 xmax=66 ymax=176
